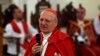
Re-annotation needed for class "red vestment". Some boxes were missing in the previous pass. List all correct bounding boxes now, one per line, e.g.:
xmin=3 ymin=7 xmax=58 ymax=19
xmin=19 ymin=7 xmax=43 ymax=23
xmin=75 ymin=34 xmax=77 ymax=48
xmin=10 ymin=20 xmax=29 ymax=49
xmin=69 ymin=20 xmax=100 ymax=56
xmin=25 ymin=29 xmax=76 ymax=56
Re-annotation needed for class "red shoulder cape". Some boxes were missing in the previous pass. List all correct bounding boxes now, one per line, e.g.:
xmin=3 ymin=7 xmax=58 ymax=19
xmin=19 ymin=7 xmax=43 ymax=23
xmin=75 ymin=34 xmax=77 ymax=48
xmin=25 ymin=29 xmax=76 ymax=56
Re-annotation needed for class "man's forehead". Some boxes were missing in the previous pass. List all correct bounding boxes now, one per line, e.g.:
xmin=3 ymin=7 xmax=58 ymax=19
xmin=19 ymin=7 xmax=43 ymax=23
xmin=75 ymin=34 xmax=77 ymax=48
xmin=41 ymin=11 xmax=54 ymax=16
xmin=40 ymin=11 xmax=55 ymax=19
xmin=77 ymin=8 xmax=86 ymax=12
xmin=15 ymin=9 xmax=21 ymax=12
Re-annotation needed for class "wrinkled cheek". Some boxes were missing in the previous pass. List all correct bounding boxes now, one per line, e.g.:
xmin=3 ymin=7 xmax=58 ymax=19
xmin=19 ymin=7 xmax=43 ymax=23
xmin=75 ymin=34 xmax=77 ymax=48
xmin=48 ymin=26 xmax=53 ymax=31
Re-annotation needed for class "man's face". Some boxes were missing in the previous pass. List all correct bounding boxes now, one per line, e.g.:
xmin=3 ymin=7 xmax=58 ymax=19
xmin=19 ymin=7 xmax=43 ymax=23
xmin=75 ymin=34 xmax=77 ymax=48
xmin=39 ymin=11 xmax=57 ymax=34
xmin=14 ymin=9 xmax=23 ymax=20
xmin=77 ymin=9 xmax=86 ymax=20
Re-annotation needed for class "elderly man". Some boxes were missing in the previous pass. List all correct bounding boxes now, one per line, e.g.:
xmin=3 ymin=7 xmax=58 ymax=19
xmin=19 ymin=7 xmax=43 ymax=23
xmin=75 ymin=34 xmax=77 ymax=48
xmin=25 ymin=8 xmax=76 ymax=56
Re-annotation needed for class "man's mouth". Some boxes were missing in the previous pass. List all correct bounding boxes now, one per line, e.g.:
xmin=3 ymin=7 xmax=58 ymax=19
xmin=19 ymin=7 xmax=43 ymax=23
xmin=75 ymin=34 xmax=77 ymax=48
xmin=42 ymin=27 xmax=47 ymax=29
xmin=41 ymin=26 xmax=47 ymax=29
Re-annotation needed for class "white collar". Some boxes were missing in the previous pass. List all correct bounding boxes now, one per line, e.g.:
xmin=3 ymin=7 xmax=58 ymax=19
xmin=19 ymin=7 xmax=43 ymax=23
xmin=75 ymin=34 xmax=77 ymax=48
xmin=77 ymin=19 xmax=84 ymax=23
xmin=42 ymin=32 xmax=52 ymax=40
xmin=13 ymin=19 xmax=22 ymax=23
xmin=77 ymin=19 xmax=84 ymax=26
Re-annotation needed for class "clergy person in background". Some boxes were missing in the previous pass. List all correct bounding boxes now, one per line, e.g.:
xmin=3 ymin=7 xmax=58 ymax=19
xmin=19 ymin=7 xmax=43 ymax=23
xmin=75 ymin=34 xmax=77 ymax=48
xmin=69 ymin=4 xmax=100 ymax=56
xmin=93 ymin=14 xmax=100 ymax=47
xmin=25 ymin=8 xmax=76 ymax=56
xmin=3 ymin=4 xmax=38 ymax=56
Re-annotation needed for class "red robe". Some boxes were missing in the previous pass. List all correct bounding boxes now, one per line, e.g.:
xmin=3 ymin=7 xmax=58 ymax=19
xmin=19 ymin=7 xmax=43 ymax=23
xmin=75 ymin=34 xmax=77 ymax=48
xmin=25 ymin=29 xmax=76 ymax=56
xmin=69 ymin=20 xmax=100 ymax=56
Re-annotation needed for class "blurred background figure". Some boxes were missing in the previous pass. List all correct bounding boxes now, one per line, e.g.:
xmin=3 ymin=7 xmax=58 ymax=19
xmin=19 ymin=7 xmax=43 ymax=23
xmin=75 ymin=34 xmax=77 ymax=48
xmin=68 ymin=4 xmax=100 ymax=56
xmin=93 ymin=9 xmax=100 ymax=47
xmin=3 ymin=4 xmax=38 ymax=56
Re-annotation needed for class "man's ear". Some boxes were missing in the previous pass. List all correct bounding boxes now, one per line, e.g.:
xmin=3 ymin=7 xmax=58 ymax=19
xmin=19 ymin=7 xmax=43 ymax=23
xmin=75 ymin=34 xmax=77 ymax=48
xmin=55 ymin=20 xmax=58 ymax=27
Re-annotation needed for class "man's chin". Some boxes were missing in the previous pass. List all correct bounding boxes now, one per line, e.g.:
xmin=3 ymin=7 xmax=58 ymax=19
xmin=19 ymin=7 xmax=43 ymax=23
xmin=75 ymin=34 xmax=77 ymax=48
xmin=41 ymin=30 xmax=47 ymax=32
xmin=41 ymin=30 xmax=49 ymax=34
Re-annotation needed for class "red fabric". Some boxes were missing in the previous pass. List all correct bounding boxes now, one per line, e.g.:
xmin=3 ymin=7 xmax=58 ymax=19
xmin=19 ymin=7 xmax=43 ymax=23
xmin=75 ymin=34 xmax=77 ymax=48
xmin=45 ymin=8 xmax=57 ymax=15
xmin=90 ymin=45 xmax=100 ymax=56
xmin=10 ymin=21 xmax=21 ymax=33
xmin=10 ymin=20 xmax=28 ymax=34
xmin=78 ymin=45 xmax=96 ymax=56
xmin=10 ymin=20 xmax=29 ymax=49
xmin=77 ymin=44 xmax=100 ymax=56
xmin=69 ymin=20 xmax=100 ymax=56
xmin=24 ymin=29 xmax=76 ymax=56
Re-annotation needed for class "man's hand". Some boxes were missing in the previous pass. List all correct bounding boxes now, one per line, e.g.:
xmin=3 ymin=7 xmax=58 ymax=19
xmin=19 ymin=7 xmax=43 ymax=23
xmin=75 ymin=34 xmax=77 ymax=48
xmin=32 ymin=43 xmax=41 ymax=56
xmin=25 ymin=33 xmax=32 ymax=42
